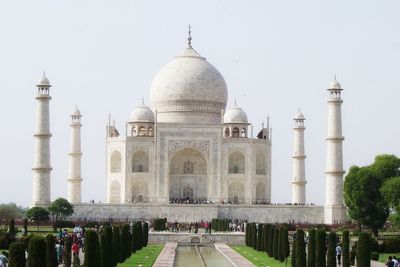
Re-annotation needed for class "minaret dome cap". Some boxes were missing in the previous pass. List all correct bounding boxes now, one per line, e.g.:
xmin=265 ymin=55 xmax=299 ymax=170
xmin=328 ymin=75 xmax=342 ymax=90
xmin=36 ymin=72 xmax=51 ymax=87
xmin=294 ymin=110 xmax=305 ymax=120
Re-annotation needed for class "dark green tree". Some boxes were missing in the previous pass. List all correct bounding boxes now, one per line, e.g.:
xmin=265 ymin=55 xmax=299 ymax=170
xmin=0 ymin=203 xmax=25 ymax=221
xmin=45 ymin=234 xmax=57 ymax=267
xmin=356 ymin=232 xmax=371 ymax=267
xmin=315 ymin=230 xmax=326 ymax=267
xmin=104 ymin=226 xmax=114 ymax=267
xmin=26 ymin=206 xmax=49 ymax=231
xmin=8 ymin=219 xmax=16 ymax=237
xmin=307 ymin=229 xmax=316 ymax=267
xmin=8 ymin=241 xmax=26 ymax=267
xmin=342 ymin=230 xmax=350 ymax=267
xmin=27 ymin=236 xmax=47 ymax=267
xmin=268 ymin=225 xmax=274 ymax=257
xmin=256 ymin=224 xmax=263 ymax=251
xmin=22 ymin=218 xmax=28 ymax=236
xmin=281 ymin=228 xmax=290 ymax=263
xmin=245 ymin=223 xmax=250 ymax=246
xmin=291 ymin=238 xmax=296 ymax=267
xmin=295 ymin=229 xmax=306 ymax=267
xmin=137 ymin=222 xmax=144 ymax=250
xmin=120 ymin=224 xmax=131 ymax=261
xmin=327 ymin=232 xmax=337 ymax=267
xmin=64 ymin=235 xmax=72 ymax=267
xmin=99 ymin=232 xmax=107 ymax=267
xmin=143 ymin=222 xmax=149 ymax=247
xmin=112 ymin=226 xmax=121 ymax=265
xmin=84 ymin=230 xmax=100 ymax=267
xmin=260 ymin=224 xmax=265 ymax=251
xmin=381 ymin=176 xmax=400 ymax=223
xmin=263 ymin=224 xmax=270 ymax=253
xmin=273 ymin=226 xmax=279 ymax=260
xmin=344 ymin=155 xmax=400 ymax=236
xmin=47 ymin=198 xmax=74 ymax=231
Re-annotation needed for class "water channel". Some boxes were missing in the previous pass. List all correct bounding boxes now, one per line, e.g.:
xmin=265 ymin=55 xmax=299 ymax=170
xmin=173 ymin=245 xmax=234 ymax=267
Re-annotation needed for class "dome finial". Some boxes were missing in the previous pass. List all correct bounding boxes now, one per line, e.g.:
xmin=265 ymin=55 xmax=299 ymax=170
xmin=234 ymin=98 xmax=237 ymax=106
xmin=334 ymin=73 xmax=337 ymax=81
xmin=141 ymin=96 xmax=144 ymax=105
xmin=187 ymin=24 xmax=192 ymax=48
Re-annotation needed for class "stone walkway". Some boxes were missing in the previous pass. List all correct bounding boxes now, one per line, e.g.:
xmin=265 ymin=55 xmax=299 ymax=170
xmin=153 ymin=243 xmax=177 ymax=267
xmin=214 ymin=243 xmax=255 ymax=267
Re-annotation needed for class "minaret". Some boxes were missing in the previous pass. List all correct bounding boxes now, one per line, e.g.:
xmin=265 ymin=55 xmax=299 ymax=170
xmin=67 ymin=106 xmax=83 ymax=203
xmin=32 ymin=73 xmax=52 ymax=206
xmin=324 ymin=76 xmax=347 ymax=224
xmin=292 ymin=110 xmax=307 ymax=204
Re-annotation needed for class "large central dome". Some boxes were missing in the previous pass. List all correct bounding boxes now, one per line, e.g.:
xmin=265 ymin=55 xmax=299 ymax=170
xmin=150 ymin=44 xmax=228 ymax=125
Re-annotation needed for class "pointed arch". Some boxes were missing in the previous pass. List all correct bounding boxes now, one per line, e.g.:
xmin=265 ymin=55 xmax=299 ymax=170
xmin=228 ymin=182 xmax=244 ymax=204
xmin=256 ymin=152 xmax=266 ymax=174
xmin=256 ymin=182 xmax=266 ymax=201
xmin=132 ymin=150 xmax=149 ymax=172
xmin=228 ymin=151 xmax=245 ymax=174
xmin=232 ymin=127 xmax=240 ymax=137
xmin=110 ymin=151 xmax=121 ymax=173
xmin=131 ymin=182 xmax=148 ymax=202
xmin=109 ymin=180 xmax=121 ymax=203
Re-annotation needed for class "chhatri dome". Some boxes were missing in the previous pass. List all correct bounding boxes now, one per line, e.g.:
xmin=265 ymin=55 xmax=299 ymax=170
xmin=224 ymin=101 xmax=249 ymax=124
xmin=150 ymin=27 xmax=228 ymax=125
xmin=129 ymin=99 xmax=155 ymax=123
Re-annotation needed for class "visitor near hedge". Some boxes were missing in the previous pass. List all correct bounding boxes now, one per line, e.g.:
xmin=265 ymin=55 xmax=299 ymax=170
xmin=336 ymin=243 xmax=342 ymax=265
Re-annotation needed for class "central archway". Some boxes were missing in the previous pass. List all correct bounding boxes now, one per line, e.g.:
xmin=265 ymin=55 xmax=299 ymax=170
xmin=169 ymin=148 xmax=207 ymax=202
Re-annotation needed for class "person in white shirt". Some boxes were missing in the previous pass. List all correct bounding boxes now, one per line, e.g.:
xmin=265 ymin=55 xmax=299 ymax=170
xmin=393 ymin=256 xmax=399 ymax=267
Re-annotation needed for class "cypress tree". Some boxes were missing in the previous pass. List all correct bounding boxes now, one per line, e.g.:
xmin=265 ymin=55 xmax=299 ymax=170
xmin=27 ymin=236 xmax=47 ymax=267
xmin=64 ymin=235 xmax=72 ymax=267
xmin=295 ymin=229 xmax=306 ymax=267
xmin=120 ymin=224 xmax=131 ymax=261
xmin=263 ymin=224 xmax=270 ymax=253
xmin=260 ymin=224 xmax=265 ymax=252
xmin=137 ymin=222 xmax=144 ymax=250
xmin=342 ymin=230 xmax=350 ymax=267
xmin=291 ymin=238 xmax=296 ymax=267
xmin=23 ymin=218 xmax=28 ymax=237
xmin=9 ymin=219 xmax=16 ymax=237
xmin=245 ymin=223 xmax=250 ymax=246
xmin=112 ymin=226 xmax=121 ymax=265
xmin=327 ymin=232 xmax=337 ymax=267
xmin=273 ymin=226 xmax=279 ymax=260
xmin=104 ymin=226 xmax=114 ymax=267
xmin=143 ymin=222 xmax=149 ymax=247
xmin=252 ymin=224 xmax=257 ymax=250
xmin=307 ymin=229 xmax=316 ymax=267
xmin=315 ymin=229 xmax=326 ymax=267
xmin=84 ymin=230 xmax=100 ymax=267
xmin=356 ymin=232 xmax=371 ymax=267
xmin=268 ymin=225 xmax=274 ymax=257
xmin=8 ymin=241 xmax=26 ymax=267
xmin=99 ymin=232 xmax=107 ymax=267
xmin=45 ymin=234 xmax=57 ymax=267
xmin=281 ymin=228 xmax=290 ymax=263
xmin=257 ymin=224 xmax=263 ymax=251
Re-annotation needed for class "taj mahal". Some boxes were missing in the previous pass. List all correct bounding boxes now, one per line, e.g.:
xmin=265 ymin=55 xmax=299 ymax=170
xmin=31 ymin=29 xmax=347 ymax=225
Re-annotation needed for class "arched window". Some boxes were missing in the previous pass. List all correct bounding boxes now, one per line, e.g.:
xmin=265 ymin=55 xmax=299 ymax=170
xmin=132 ymin=150 xmax=149 ymax=172
xmin=256 ymin=152 xmax=266 ymax=174
xmin=228 ymin=151 xmax=245 ymax=174
xmin=110 ymin=151 xmax=121 ymax=173
xmin=232 ymin=127 xmax=240 ymax=137
xmin=224 ymin=128 xmax=230 ymax=137
xmin=241 ymin=128 xmax=246 ymax=137
xmin=138 ymin=126 xmax=147 ymax=136
xmin=148 ymin=127 xmax=153 ymax=136
xmin=132 ymin=127 xmax=137 ymax=136
xmin=183 ymin=161 xmax=194 ymax=174
xmin=256 ymin=182 xmax=266 ymax=201
xmin=228 ymin=182 xmax=244 ymax=204
xmin=131 ymin=182 xmax=148 ymax=202
xmin=183 ymin=185 xmax=193 ymax=199
xmin=109 ymin=180 xmax=121 ymax=203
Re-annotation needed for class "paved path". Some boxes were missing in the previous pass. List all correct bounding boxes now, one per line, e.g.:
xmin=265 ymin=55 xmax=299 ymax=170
xmin=214 ymin=243 xmax=255 ymax=267
xmin=153 ymin=243 xmax=177 ymax=267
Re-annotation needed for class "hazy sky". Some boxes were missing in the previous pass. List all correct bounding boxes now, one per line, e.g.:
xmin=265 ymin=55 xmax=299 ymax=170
xmin=1 ymin=1 xmax=399 ymax=207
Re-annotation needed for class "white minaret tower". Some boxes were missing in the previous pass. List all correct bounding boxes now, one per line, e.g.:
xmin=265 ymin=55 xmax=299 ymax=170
xmin=67 ymin=106 xmax=83 ymax=203
xmin=32 ymin=73 xmax=52 ymax=206
xmin=324 ymin=76 xmax=347 ymax=224
xmin=292 ymin=110 xmax=307 ymax=204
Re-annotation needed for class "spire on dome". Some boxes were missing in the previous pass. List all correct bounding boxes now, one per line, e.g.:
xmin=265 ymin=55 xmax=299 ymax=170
xmin=187 ymin=24 xmax=192 ymax=48
xmin=141 ymin=96 xmax=144 ymax=105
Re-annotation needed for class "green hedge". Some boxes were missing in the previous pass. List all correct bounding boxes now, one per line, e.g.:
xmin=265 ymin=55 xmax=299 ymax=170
xmin=307 ymin=229 xmax=316 ymax=267
xmin=263 ymin=224 xmax=270 ymax=253
xmin=356 ymin=232 xmax=371 ymax=267
xmin=273 ymin=227 xmax=279 ymax=260
xmin=104 ymin=226 xmax=114 ymax=267
xmin=143 ymin=222 xmax=149 ymax=247
xmin=256 ymin=224 xmax=263 ymax=251
xmin=84 ymin=230 xmax=100 ymax=267
xmin=315 ymin=229 xmax=326 ymax=267
xmin=28 ymin=236 xmax=47 ymax=267
xmin=64 ymin=236 xmax=72 ymax=267
xmin=327 ymin=232 xmax=337 ymax=267
xmin=342 ymin=230 xmax=350 ymax=267
xmin=153 ymin=218 xmax=167 ymax=231
xmin=8 ymin=242 xmax=26 ymax=267
xmin=120 ymin=224 xmax=132 ymax=262
xmin=295 ymin=229 xmax=306 ymax=267
xmin=281 ymin=228 xmax=289 ymax=263
xmin=112 ymin=226 xmax=120 ymax=265
xmin=45 ymin=234 xmax=57 ymax=267
xmin=267 ymin=225 xmax=274 ymax=257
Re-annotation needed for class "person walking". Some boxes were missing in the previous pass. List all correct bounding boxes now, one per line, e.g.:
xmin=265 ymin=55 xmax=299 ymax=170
xmin=386 ymin=256 xmax=394 ymax=267
xmin=336 ymin=243 xmax=342 ymax=265
xmin=393 ymin=256 xmax=399 ymax=267
xmin=72 ymin=242 xmax=79 ymax=257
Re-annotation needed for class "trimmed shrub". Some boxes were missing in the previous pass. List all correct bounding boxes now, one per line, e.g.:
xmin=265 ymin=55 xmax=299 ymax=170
xmin=153 ymin=218 xmax=167 ymax=231
xmin=295 ymin=229 xmax=306 ymax=267
xmin=277 ymin=227 xmax=282 ymax=261
xmin=370 ymin=251 xmax=379 ymax=261
xmin=28 ymin=236 xmax=47 ymax=267
xmin=120 ymin=224 xmax=132 ymax=261
xmin=356 ymin=232 xmax=371 ymax=267
xmin=143 ymin=222 xmax=149 ymax=247
xmin=137 ymin=222 xmax=144 ymax=250
xmin=45 ymin=234 xmax=57 ymax=267
xmin=64 ymin=236 xmax=72 ymax=267
xmin=245 ymin=223 xmax=250 ymax=246
xmin=315 ymin=229 xmax=326 ymax=267
xmin=350 ymin=245 xmax=356 ymax=266
xmin=327 ymin=232 xmax=337 ymax=267
xmin=256 ymin=224 xmax=263 ymax=251
xmin=342 ymin=230 xmax=350 ymax=267
xmin=273 ymin=227 xmax=279 ymax=260
xmin=23 ymin=218 xmax=28 ymax=236
xmin=9 ymin=219 xmax=16 ymax=237
xmin=281 ymin=228 xmax=290 ymax=263
xmin=84 ymin=230 xmax=100 ymax=267
xmin=104 ymin=226 xmax=114 ymax=267
xmin=112 ymin=226 xmax=120 ymax=265
xmin=0 ymin=231 xmax=16 ymax=249
xmin=381 ymin=238 xmax=400 ymax=252
xmin=268 ymin=225 xmax=274 ymax=257
xmin=99 ymin=232 xmax=107 ymax=267
xmin=307 ymin=229 xmax=316 ymax=267
xmin=252 ymin=224 xmax=257 ymax=250
xmin=263 ymin=224 xmax=270 ymax=253
xmin=291 ymin=238 xmax=296 ymax=267
xmin=8 ymin=241 xmax=26 ymax=267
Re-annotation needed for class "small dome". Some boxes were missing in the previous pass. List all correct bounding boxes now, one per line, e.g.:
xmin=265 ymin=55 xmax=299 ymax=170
xmin=129 ymin=104 xmax=155 ymax=123
xmin=328 ymin=77 xmax=342 ymax=90
xmin=37 ymin=73 xmax=51 ymax=87
xmin=224 ymin=104 xmax=248 ymax=124
xmin=72 ymin=106 xmax=81 ymax=116
xmin=294 ymin=110 xmax=305 ymax=120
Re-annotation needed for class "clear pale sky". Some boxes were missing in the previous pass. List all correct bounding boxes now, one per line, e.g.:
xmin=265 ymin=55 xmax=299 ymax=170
xmin=1 ymin=1 xmax=399 ymax=207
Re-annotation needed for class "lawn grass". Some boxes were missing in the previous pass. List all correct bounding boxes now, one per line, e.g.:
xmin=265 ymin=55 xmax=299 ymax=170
xmin=231 ymin=245 xmax=291 ymax=267
xmin=117 ymin=244 xmax=164 ymax=267
xmin=377 ymin=252 xmax=400 ymax=263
